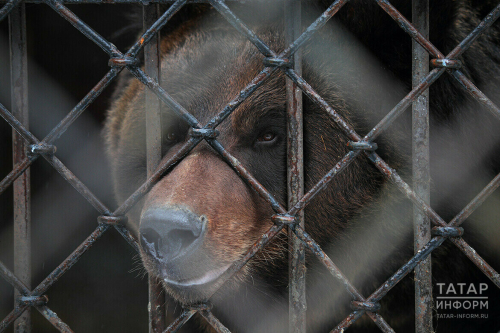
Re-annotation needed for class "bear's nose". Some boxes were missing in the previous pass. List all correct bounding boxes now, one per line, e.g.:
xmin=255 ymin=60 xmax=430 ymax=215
xmin=140 ymin=208 xmax=207 ymax=262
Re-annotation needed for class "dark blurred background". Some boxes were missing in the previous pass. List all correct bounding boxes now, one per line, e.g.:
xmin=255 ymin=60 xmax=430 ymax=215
xmin=0 ymin=4 xmax=151 ymax=332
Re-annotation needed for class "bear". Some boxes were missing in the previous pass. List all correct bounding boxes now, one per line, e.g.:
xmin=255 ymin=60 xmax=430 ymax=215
xmin=104 ymin=1 xmax=500 ymax=332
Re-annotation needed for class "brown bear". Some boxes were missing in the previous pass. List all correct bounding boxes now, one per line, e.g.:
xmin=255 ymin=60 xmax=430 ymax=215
xmin=104 ymin=1 xmax=500 ymax=332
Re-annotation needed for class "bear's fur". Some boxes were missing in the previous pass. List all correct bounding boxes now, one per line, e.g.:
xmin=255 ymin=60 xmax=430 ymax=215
xmin=104 ymin=1 xmax=500 ymax=331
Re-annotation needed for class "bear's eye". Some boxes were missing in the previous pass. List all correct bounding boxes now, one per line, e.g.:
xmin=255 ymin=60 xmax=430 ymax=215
xmin=166 ymin=132 xmax=177 ymax=142
xmin=256 ymin=132 xmax=277 ymax=143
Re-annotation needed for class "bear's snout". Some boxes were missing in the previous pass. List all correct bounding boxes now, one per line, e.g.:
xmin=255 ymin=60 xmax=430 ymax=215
xmin=140 ymin=208 xmax=207 ymax=263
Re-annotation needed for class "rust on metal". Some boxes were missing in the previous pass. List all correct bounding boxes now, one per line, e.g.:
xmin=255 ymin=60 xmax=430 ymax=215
xmin=431 ymin=226 xmax=464 ymax=238
xmin=430 ymin=58 xmax=462 ymax=69
xmin=1 ymin=0 xmax=500 ymax=331
xmin=97 ymin=215 xmax=127 ymax=226
xmin=10 ymin=4 xmax=31 ymax=331
xmin=18 ymin=296 xmax=48 ymax=307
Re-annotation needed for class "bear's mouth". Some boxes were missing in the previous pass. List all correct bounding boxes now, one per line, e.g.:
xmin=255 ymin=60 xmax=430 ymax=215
xmin=162 ymin=263 xmax=232 ymax=287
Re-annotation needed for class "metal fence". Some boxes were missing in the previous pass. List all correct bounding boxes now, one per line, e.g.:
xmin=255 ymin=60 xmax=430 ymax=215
xmin=1 ymin=0 xmax=500 ymax=332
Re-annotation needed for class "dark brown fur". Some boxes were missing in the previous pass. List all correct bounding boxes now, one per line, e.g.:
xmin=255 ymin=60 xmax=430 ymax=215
xmin=105 ymin=1 xmax=500 ymax=331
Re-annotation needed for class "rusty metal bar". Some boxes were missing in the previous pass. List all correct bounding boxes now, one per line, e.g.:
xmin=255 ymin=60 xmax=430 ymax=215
xmin=1 ymin=0 xmax=239 ymax=3
xmin=450 ymin=237 xmax=500 ymax=287
xmin=0 ymin=0 xmax=20 ymax=22
xmin=0 ymin=261 xmax=29 ymax=295
xmin=207 ymin=140 xmax=286 ymax=214
xmin=205 ymin=66 xmax=277 ymax=129
xmin=281 ymin=0 xmax=349 ymax=59
xmin=9 ymin=4 xmax=31 ymax=332
xmin=0 ymin=102 xmax=37 ymax=143
xmin=199 ymin=309 xmax=231 ymax=333
xmin=363 ymin=67 xmax=445 ymax=143
xmin=127 ymin=0 xmax=186 ymax=58
xmin=285 ymin=1 xmax=306 ymax=331
xmin=143 ymin=5 xmax=166 ymax=332
xmin=208 ymin=0 xmax=275 ymax=57
xmin=127 ymin=66 xmax=201 ymax=128
xmin=0 ymin=264 xmax=31 ymax=331
xmin=0 ymin=262 xmax=74 ymax=332
xmin=284 ymin=68 xmax=361 ymax=141
xmin=288 ymin=150 xmax=361 ymax=216
xmin=43 ymin=68 xmax=121 ymax=144
xmin=449 ymin=172 xmax=500 ymax=227
xmin=375 ymin=0 xmax=443 ymax=59
xmin=36 ymin=306 xmax=73 ymax=333
xmin=0 ymin=305 xmax=29 ymax=332
xmin=44 ymin=0 xmax=120 ymax=56
xmin=207 ymin=223 xmax=286 ymax=300
xmin=114 ymin=137 xmax=202 ymax=216
xmin=32 ymin=223 xmax=110 ymax=296
xmin=0 ymin=68 xmax=120 ymax=197
xmin=411 ymin=0 xmax=432 ymax=331
xmin=292 ymin=225 xmax=395 ymax=332
xmin=450 ymin=70 xmax=500 ymax=121
xmin=0 ymin=223 xmax=109 ymax=332
xmin=366 ymin=150 xmax=500 ymax=289
xmin=447 ymin=3 xmax=500 ymax=59
xmin=332 ymin=236 xmax=445 ymax=331
xmin=163 ymin=309 xmax=196 ymax=333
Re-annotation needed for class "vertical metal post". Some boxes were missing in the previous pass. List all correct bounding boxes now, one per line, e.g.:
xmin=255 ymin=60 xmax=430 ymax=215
xmin=285 ymin=1 xmax=306 ymax=332
xmin=412 ymin=0 xmax=432 ymax=331
xmin=9 ymin=4 xmax=31 ymax=333
xmin=143 ymin=5 xmax=166 ymax=333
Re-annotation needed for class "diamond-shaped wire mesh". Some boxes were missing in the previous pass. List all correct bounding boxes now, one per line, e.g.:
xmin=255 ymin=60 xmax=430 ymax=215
xmin=1 ymin=0 xmax=500 ymax=332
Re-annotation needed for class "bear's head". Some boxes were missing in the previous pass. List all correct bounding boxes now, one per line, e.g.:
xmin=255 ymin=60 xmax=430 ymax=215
xmin=104 ymin=3 xmax=406 ymax=306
